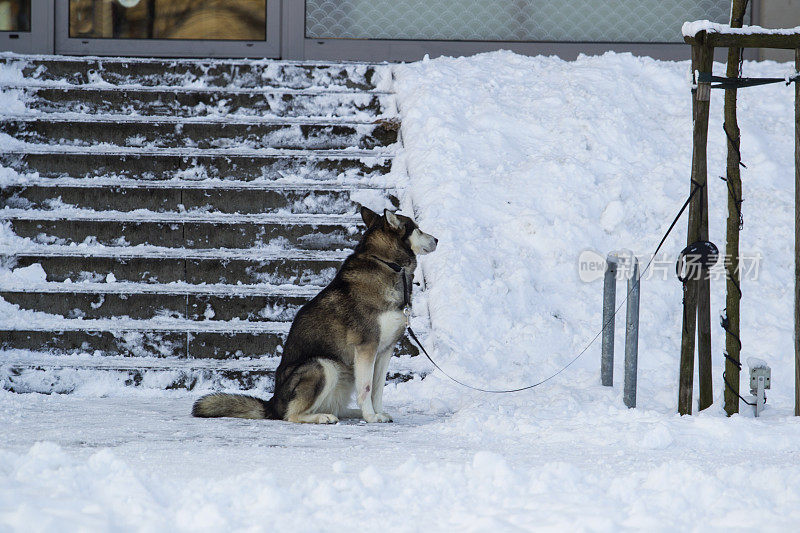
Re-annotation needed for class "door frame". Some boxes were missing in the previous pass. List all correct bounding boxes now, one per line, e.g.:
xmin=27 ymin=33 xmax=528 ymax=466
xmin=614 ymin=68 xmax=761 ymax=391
xmin=0 ymin=0 xmax=54 ymax=55
xmin=0 ymin=0 xmax=763 ymax=62
xmin=54 ymin=0 xmax=281 ymax=58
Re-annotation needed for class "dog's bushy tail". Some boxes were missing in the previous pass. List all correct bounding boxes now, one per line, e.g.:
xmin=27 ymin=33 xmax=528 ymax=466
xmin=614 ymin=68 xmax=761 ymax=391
xmin=192 ymin=393 xmax=275 ymax=419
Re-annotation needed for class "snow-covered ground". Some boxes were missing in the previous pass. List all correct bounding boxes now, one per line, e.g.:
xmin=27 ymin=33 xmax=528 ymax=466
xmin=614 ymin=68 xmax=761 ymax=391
xmin=4 ymin=51 xmax=800 ymax=530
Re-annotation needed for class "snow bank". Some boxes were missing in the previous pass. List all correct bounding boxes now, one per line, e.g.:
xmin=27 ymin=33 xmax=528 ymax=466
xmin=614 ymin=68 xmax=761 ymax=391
xmin=395 ymin=50 xmax=798 ymax=415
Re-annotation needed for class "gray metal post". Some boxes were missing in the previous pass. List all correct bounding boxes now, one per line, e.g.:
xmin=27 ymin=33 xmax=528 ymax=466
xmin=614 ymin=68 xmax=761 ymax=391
xmin=601 ymin=254 xmax=619 ymax=386
xmin=623 ymin=258 xmax=640 ymax=408
xmin=755 ymin=375 xmax=766 ymax=417
xmin=748 ymin=361 xmax=771 ymax=417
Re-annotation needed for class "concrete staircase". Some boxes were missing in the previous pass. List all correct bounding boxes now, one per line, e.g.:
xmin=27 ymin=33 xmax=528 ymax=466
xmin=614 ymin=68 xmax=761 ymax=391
xmin=0 ymin=55 xmax=421 ymax=393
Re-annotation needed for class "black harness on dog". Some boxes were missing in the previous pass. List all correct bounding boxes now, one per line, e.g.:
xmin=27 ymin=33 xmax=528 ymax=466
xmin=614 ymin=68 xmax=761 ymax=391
xmin=371 ymin=256 xmax=412 ymax=311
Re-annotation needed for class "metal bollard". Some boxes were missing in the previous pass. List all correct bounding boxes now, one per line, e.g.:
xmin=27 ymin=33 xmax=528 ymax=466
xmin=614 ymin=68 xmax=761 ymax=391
xmin=601 ymin=254 xmax=619 ymax=387
xmin=600 ymin=252 xmax=641 ymax=408
xmin=623 ymin=258 xmax=640 ymax=409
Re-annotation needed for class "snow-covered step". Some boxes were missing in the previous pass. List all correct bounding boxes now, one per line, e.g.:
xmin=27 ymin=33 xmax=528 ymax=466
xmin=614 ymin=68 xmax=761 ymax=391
xmin=0 ymin=280 xmax=328 ymax=321
xmin=6 ymin=255 xmax=337 ymax=286
xmin=4 ymin=352 xmax=282 ymax=371
xmin=1 ymin=117 xmax=398 ymax=151
xmin=0 ymin=282 xmax=316 ymax=322
xmin=5 ymin=85 xmax=394 ymax=119
xmin=1 ymin=320 xmax=288 ymax=359
xmin=0 ymin=82 xmax=392 ymax=96
xmin=3 ymin=245 xmax=345 ymax=285
xmin=0 ymin=209 xmax=362 ymax=224
xmin=1 ymin=55 xmax=390 ymax=91
xmin=0 ymin=315 xmax=291 ymax=334
xmin=0 ymin=113 xmax=395 ymax=126
xmin=0 ymin=279 xmax=426 ymax=323
xmin=1 ymin=149 xmax=392 ymax=182
xmin=0 ymin=321 xmax=422 ymax=360
xmin=0 ymin=209 xmax=363 ymax=249
xmin=1 ymin=291 xmax=304 ymax=322
xmin=2 ymin=356 xmax=277 ymax=394
xmin=0 ymin=281 xmax=323 ymax=297
xmin=1 ymin=244 xmax=351 ymax=261
xmin=0 ymin=176 xmax=391 ymax=190
xmin=1 ymin=353 xmax=421 ymax=394
xmin=1 ymin=145 xmax=395 ymax=159
xmin=1 ymin=181 xmax=397 ymax=214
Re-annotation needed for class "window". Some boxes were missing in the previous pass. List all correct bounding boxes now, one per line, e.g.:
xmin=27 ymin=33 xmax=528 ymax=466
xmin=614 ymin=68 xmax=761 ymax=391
xmin=305 ymin=0 xmax=744 ymax=43
xmin=69 ymin=0 xmax=266 ymax=41
xmin=0 ymin=0 xmax=30 ymax=32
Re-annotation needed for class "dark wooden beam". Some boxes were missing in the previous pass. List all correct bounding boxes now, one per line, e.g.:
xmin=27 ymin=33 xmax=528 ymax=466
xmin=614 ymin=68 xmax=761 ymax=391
xmin=685 ymin=33 xmax=800 ymax=50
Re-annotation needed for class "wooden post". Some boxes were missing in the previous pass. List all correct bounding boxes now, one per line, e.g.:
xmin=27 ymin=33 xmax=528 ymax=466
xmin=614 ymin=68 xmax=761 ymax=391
xmin=697 ymin=180 xmax=713 ymax=411
xmin=679 ymin=35 xmax=713 ymax=415
xmin=795 ymin=48 xmax=800 ymax=416
xmin=723 ymin=0 xmax=749 ymax=417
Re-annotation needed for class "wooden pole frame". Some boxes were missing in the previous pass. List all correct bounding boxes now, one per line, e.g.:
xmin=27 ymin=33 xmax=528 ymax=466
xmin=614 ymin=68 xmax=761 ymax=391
xmin=682 ymin=24 xmax=800 ymax=416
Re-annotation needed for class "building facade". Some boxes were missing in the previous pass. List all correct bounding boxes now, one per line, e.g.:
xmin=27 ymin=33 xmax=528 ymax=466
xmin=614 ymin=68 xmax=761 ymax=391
xmin=0 ymin=0 xmax=797 ymax=61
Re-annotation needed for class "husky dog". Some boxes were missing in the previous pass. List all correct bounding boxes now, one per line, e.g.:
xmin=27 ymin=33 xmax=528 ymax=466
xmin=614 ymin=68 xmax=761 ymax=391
xmin=192 ymin=207 xmax=437 ymax=423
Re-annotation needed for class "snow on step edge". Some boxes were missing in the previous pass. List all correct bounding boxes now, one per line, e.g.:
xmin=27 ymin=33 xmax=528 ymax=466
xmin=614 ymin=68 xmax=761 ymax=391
xmin=0 ymin=209 xmax=363 ymax=224
xmin=0 ymin=245 xmax=351 ymax=260
xmin=0 ymin=177 xmax=391 ymax=191
xmin=0 ymin=281 xmax=324 ymax=297
xmin=0 ymin=81 xmax=393 ymax=95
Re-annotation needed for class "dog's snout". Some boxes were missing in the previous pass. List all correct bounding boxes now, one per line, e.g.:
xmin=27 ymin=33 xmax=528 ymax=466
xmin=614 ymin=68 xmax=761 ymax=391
xmin=410 ymin=228 xmax=438 ymax=255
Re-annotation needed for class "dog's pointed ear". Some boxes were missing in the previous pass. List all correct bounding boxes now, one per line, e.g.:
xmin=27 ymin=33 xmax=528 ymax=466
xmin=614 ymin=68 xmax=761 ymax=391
xmin=384 ymin=209 xmax=401 ymax=230
xmin=360 ymin=205 xmax=379 ymax=227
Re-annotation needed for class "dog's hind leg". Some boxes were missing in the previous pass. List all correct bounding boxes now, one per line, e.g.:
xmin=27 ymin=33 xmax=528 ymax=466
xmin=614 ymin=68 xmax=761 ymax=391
xmin=317 ymin=359 xmax=354 ymax=418
xmin=284 ymin=359 xmax=340 ymax=424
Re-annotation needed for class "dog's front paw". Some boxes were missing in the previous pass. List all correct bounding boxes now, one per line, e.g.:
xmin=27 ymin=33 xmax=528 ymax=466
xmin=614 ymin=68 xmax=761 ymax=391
xmin=364 ymin=412 xmax=393 ymax=423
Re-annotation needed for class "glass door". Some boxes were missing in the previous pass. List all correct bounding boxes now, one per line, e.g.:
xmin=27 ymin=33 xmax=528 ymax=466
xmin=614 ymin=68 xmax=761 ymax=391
xmin=55 ymin=0 xmax=280 ymax=58
xmin=0 ymin=0 xmax=53 ymax=54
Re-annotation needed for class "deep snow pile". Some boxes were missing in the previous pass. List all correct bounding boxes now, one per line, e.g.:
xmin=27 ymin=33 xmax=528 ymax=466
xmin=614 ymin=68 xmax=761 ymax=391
xmin=395 ymin=50 xmax=798 ymax=412
xmin=3 ymin=51 xmax=800 ymax=530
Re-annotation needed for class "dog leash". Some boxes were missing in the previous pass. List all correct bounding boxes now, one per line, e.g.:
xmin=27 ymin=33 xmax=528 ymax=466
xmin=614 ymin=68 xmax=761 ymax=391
xmin=373 ymin=254 xmax=577 ymax=393
xmin=374 ymin=181 xmax=703 ymax=394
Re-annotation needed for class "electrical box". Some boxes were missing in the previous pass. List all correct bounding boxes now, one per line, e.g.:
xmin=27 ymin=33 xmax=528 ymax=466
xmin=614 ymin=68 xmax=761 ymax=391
xmin=747 ymin=358 xmax=771 ymax=417
xmin=748 ymin=358 xmax=771 ymax=394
